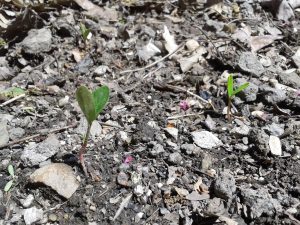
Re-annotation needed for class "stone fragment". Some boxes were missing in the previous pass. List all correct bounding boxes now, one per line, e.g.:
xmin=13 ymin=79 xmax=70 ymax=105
xmin=21 ymin=134 xmax=60 ymax=166
xmin=164 ymin=127 xmax=178 ymax=140
xmin=186 ymin=191 xmax=210 ymax=201
xmin=168 ymin=152 xmax=183 ymax=165
xmin=9 ymin=127 xmax=25 ymax=141
xmin=30 ymin=163 xmax=79 ymax=199
xmin=240 ymin=186 xmax=282 ymax=219
xmin=0 ymin=121 xmax=9 ymax=146
xmin=238 ymin=52 xmax=264 ymax=77
xmin=292 ymin=48 xmax=300 ymax=68
xmin=20 ymin=28 xmax=52 ymax=54
xmin=0 ymin=67 xmax=13 ymax=81
xmin=213 ymin=171 xmax=236 ymax=200
xmin=117 ymin=172 xmax=129 ymax=187
xmin=278 ymin=71 xmax=300 ymax=89
xmin=23 ymin=207 xmax=44 ymax=225
xmin=20 ymin=194 xmax=34 ymax=208
xmin=269 ymin=135 xmax=282 ymax=156
xmin=191 ymin=131 xmax=222 ymax=149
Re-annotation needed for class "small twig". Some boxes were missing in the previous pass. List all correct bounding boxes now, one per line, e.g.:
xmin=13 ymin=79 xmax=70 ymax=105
xmin=0 ymin=123 xmax=77 ymax=149
xmin=165 ymin=84 xmax=209 ymax=104
xmin=143 ymin=208 xmax=159 ymax=224
xmin=167 ymin=112 xmax=204 ymax=120
xmin=99 ymin=122 xmax=123 ymax=129
xmin=113 ymin=193 xmax=133 ymax=221
xmin=0 ymin=94 xmax=26 ymax=107
xmin=120 ymin=42 xmax=185 ymax=74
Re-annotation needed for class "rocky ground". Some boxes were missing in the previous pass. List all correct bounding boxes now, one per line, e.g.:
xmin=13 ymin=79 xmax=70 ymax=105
xmin=0 ymin=0 xmax=300 ymax=224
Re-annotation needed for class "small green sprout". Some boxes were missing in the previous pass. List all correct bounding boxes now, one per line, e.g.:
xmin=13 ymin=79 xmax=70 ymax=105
xmin=80 ymin=23 xmax=91 ymax=43
xmin=227 ymin=74 xmax=249 ymax=122
xmin=76 ymin=85 xmax=109 ymax=176
xmin=4 ymin=165 xmax=15 ymax=192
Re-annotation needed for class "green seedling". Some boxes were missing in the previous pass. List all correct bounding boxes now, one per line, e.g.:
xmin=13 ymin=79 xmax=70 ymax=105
xmin=80 ymin=23 xmax=91 ymax=43
xmin=76 ymin=85 xmax=109 ymax=176
xmin=227 ymin=74 xmax=249 ymax=122
xmin=4 ymin=165 xmax=15 ymax=192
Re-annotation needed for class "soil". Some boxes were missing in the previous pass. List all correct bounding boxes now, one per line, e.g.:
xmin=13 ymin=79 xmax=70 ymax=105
xmin=0 ymin=0 xmax=300 ymax=225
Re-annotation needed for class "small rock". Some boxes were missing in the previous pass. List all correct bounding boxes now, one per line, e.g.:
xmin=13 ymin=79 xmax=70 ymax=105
xmin=0 ymin=67 xmax=13 ymax=81
xmin=230 ymin=125 xmax=250 ymax=136
xmin=213 ymin=171 xmax=236 ymax=200
xmin=191 ymin=131 xmax=222 ymax=149
xmin=58 ymin=96 xmax=69 ymax=107
xmin=186 ymin=191 xmax=210 ymax=201
xmin=21 ymin=134 xmax=60 ymax=166
xmin=117 ymin=172 xmax=129 ymax=187
xmin=9 ymin=127 xmax=25 ymax=141
xmin=185 ymin=39 xmax=200 ymax=51
xmin=292 ymin=48 xmax=300 ymax=68
xmin=134 ymin=185 xmax=144 ymax=197
xmin=181 ymin=143 xmax=201 ymax=155
xmin=20 ymin=194 xmax=34 ymax=208
xmin=23 ymin=207 xmax=44 ymax=225
xmin=260 ymin=85 xmax=286 ymax=104
xmin=203 ymin=115 xmax=216 ymax=131
xmin=168 ymin=152 xmax=182 ymax=165
xmin=278 ymin=71 xmax=300 ymax=89
xmin=240 ymin=186 xmax=282 ymax=219
xmin=48 ymin=213 xmax=57 ymax=222
xmin=19 ymin=28 xmax=52 ymax=54
xmin=150 ymin=143 xmax=165 ymax=156
xmin=200 ymin=152 xmax=213 ymax=171
xmin=269 ymin=135 xmax=282 ymax=156
xmin=94 ymin=65 xmax=110 ymax=75
xmin=0 ymin=121 xmax=9 ymax=146
xmin=238 ymin=52 xmax=264 ymax=77
xmin=30 ymin=163 xmax=79 ymax=199
xmin=164 ymin=127 xmax=178 ymax=140
xmin=205 ymin=197 xmax=226 ymax=216
xmin=263 ymin=123 xmax=284 ymax=136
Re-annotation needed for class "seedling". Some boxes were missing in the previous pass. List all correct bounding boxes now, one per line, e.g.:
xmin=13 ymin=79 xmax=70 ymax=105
xmin=227 ymin=74 xmax=249 ymax=122
xmin=4 ymin=165 xmax=15 ymax=192
xmin=80 ymin=23 xmax=91 ymax=43
xmin=76 ymin=85 xmax=109 ymax=176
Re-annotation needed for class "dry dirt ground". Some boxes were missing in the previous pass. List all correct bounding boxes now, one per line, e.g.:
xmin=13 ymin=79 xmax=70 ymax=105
xmin=0 ymin=0 xmax=300 ymax=225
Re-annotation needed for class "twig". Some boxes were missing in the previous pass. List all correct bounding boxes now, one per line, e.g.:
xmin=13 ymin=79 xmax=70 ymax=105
xmin=113 ymin=193 xmax=133 ymax=221
xmin=120 ymin=42 xmax=185 ymax=74
xmin=0 ymin=94 xmax=26 ymax=107
xmin=165 ymin=84 xmax=209 ymax=104
xmin=143 ymin=208 xmax=159 ymax=224
xmin=167 ymin=112 xmax=204 ymax=120
xmin=0 ymin=123 xmax=77 ymax=149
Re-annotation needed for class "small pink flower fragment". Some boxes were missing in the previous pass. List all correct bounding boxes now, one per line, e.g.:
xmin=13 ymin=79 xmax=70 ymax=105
xmin=124 ymin=155 xmax=134 ymax=164
xmin=179 ymin=100 xmax=189 ymax=111
xmin=295 ymin=90 xmax=300 ymax=97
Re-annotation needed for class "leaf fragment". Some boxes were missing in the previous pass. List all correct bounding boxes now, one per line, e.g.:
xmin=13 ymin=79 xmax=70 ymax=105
xmin=76 ymin=86 xmax=96 ymax=125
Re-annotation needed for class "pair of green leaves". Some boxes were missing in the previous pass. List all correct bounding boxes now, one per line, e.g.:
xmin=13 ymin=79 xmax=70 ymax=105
xmin=80 ymin=23 xmax=91 ymax=42
xmin=4 ymin=165 xmax=14 ymax=192
xmin=76 ymin=86 xmax=109 ymax=125
xmin=227 ymin=74 xmax=249 ymax=98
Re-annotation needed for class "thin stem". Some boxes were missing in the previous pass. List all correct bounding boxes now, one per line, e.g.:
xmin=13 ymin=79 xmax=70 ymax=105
xmin=227 ymin=97 xmax=232 ymax=123
xmin=79 ymin=123 xmax=92 ymax=176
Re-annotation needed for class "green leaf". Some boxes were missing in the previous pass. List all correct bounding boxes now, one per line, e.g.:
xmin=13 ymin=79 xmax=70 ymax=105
xmin=233 ymin=82 xmax=249 ymax=96
xmin=76 ymin=86 xmax=96 ymax=125
xmin=0 ymin=87 xmax=25 ymax=98
xmin=92 ymin=86 xmax=109 ymax=117
xmin=8 ymin=165 xmax=14 ymax=177
xmin=227 ymin=74 xmax=234 ymax=98
xmin=4 ymin=180 xmax=13 ymax=192
xmin=80 ymin=23 xmax=90 ymax=41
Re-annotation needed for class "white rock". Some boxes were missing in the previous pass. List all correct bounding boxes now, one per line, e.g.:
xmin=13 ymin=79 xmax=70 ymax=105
xmin=269 ymin=135 xmax=282 ymax=156
xmin=0 ymin=121 xmax=9 ymax=146
xmin=21 ymin=194 xmax=34 ymax=208
xmin=164 ymin=127 xmax=178 ymax=140
xmin=94 ymin=65 xmax=110 ymax=75
xmin=191 ymin=131 xmax=222 ymax=149
xmin=134 ymin=185 xmax=144 ymax=197
xmin=185 ymin=39 xmax=200 ymax=51
xmin=58 ymin=96 xmax=69 ymax=107
xmin=23 ymin=207 xmax=43 ymax=225
xmin=30 ymin=163 xmax=79 ymax=199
